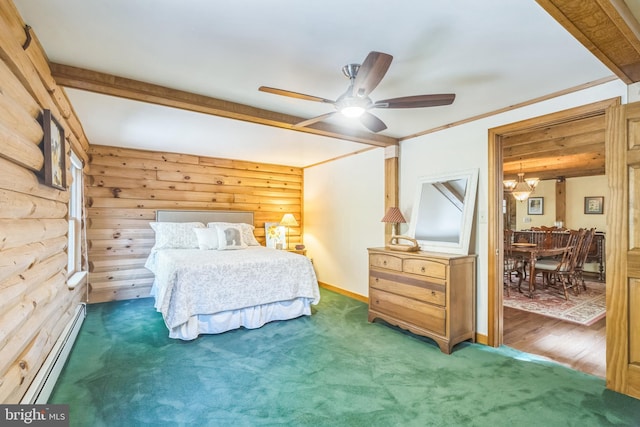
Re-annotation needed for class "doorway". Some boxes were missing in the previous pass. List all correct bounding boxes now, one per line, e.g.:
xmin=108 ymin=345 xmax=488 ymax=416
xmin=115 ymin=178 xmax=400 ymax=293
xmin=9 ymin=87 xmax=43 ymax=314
xmin=487 ymin=98 xmax=620 ymax=376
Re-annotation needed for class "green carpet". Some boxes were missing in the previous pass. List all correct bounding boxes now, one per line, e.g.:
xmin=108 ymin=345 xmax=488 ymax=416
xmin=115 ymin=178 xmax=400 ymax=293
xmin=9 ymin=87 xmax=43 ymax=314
xmin=49 ymin=289 xmax=640 ymax=427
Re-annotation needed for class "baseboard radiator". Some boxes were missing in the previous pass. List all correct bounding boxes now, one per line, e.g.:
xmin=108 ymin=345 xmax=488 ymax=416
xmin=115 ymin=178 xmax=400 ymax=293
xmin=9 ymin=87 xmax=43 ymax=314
xmin=21 ymin=303 xmax=87 ymax=404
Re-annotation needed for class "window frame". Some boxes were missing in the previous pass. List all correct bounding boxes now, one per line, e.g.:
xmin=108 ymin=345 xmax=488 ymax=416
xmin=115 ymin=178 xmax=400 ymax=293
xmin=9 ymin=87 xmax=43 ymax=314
xmin=67 ymin=150 xmax=84 ymax=278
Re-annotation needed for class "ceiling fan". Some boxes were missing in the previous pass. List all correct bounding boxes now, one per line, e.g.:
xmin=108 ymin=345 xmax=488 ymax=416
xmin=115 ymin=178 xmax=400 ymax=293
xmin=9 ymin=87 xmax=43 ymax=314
xmin=259 ymin=51 xmax=455 ymax=133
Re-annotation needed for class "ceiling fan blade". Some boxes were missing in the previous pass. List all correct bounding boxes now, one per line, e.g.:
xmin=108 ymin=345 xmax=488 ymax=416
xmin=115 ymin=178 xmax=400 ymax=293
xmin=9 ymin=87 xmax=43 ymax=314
xmin=259 ymin=86 xmax=334 ymax=104
xmin=360 ymin=112 xmax=387 ymax=133
xmin=373 ymin=94 xmax=455 ymax=109
xmin=352 ymin=51 xmax=393 ymax=97
xmin=295 ymin=111 xmax=337 ymax=128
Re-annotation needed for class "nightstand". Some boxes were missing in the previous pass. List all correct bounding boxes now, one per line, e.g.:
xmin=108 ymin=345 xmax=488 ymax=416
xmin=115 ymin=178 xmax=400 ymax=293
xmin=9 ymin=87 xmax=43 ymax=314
xmin=286 ymin=249 xmax=307 ymax=256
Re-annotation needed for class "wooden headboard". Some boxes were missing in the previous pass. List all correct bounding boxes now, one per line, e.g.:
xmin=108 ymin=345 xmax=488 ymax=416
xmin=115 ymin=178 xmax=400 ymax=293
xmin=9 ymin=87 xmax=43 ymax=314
xmin=156 ymin=210 xmax=254 ymax=225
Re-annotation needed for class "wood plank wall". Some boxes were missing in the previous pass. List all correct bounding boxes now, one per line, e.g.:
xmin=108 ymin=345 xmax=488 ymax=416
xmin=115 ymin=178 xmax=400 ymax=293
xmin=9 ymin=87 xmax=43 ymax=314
xmin=0 ymin=2 xmax=90 ymax=403
xmin=86 ymin=145 xmax=303 ymax=303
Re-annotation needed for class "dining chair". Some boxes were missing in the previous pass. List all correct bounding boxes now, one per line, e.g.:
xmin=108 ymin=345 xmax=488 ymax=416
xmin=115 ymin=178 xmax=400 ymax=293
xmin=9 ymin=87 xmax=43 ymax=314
xmin=504 ymin=229 xmax=525 ymax=296
xmin=533 ymin=228 xmax=586 ymax=300
xmin=530 ymin=227 xmax=555 ymax=249
xmin=573 ymin=227 xmax=596 ymax=293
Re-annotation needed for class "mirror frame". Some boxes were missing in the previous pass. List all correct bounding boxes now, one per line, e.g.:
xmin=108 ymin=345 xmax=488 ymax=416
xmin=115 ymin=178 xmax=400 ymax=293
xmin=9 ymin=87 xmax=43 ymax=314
xmin=407 ymin=168 xmax=478 ymax=255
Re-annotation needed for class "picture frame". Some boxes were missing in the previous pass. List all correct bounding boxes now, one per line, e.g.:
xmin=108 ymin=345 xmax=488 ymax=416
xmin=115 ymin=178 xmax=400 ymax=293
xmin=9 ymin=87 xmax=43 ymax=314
xmin=527 ymin=197 xmax=544 ymax=215
xmin=41 ymin=109 xmax=66 ymax=190
xmin=584 ymin=196 xmax=604 ymax=215
xmin=264 ymin=222 xmax=285 ymax=249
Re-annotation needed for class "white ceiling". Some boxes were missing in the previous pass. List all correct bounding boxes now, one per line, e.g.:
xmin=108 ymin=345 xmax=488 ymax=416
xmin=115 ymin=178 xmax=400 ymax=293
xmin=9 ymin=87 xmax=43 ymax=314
xmin=13 ymin=0 xmax=614 ymax=167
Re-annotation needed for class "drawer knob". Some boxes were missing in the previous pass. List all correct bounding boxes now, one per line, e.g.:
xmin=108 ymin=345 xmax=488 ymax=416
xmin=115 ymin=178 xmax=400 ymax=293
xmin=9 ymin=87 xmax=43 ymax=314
xmin=421 ymin=267 xmax=426 ymax=273
xmin=431 ymin=291 xmax=436 ymax=296
xmin=375 ymin=278 xmax=379 ymax=283
xmin=383 ymin=260 xmax=387 ymax=266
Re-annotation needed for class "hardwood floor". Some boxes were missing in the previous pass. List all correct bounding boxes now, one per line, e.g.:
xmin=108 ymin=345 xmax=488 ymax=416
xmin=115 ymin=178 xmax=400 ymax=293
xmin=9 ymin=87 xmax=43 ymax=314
xmin=503 ymin=306 xmax=606 ymax=378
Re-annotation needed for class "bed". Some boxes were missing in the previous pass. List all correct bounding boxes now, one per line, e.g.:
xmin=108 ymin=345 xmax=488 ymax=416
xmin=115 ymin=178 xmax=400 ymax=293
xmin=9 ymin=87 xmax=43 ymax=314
xmin=144 ymin=210 xmax=320 ymax=340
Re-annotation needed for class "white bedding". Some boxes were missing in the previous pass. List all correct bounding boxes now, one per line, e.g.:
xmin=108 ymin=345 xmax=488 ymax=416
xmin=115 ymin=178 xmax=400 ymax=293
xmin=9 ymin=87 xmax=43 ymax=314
xmin=145 ymin=246 xmax=320 ymax=339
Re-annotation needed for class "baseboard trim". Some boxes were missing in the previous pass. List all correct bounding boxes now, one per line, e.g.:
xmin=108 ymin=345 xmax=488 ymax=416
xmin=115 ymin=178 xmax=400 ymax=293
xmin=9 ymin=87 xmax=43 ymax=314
xmin=318 ymin=281 xmax=368 ymax=303
xmin=317 ymin=282 xmax=489 ymax=346
xmin=21 ymin=303 xmax=86 ymax=404
xmin=475 ymin=333 xmax=488 ymax=345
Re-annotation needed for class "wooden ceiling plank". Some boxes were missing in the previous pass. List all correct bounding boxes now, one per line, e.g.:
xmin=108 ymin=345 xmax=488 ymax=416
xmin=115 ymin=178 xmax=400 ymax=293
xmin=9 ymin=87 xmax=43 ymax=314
xmin=505 ymin=151 xmax=604 ymax=168
xmin=504 ymin=151 xmax=605 ymax=180
xmin=511 ymin=167 xmax=606 ymax=181
xmin=50 ymin=63 xmax=398 ymax=148
xmin=504 ymin=139 xmax=604 ymax=163
xmin=502 ymin=115 xmax=604 ymax=146
xmin=504 ymin=128 xmax=604 ymax=154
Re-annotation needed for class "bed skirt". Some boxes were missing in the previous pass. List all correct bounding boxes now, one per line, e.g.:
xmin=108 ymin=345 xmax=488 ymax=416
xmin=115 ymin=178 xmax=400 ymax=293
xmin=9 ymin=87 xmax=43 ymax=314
xmin=156 ymin=295 xmax=313 ymax=340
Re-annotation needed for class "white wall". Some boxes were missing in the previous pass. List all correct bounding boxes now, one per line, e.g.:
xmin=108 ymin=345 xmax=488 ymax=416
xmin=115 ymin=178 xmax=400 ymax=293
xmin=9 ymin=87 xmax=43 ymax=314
xmin=515 ymin=180 xmax=557 ymax=230
xmin=566 ymin=176 xmax=608 ymax=231
xmin=304 ymin=148 xmax=385 ymax=297
xmin=304 ymin=78 xmax=626 ymax=335
xmin=401 ymin=79 xmax=625 ymax=335
xmin=514 ymin=176 xmax=607 ymax=232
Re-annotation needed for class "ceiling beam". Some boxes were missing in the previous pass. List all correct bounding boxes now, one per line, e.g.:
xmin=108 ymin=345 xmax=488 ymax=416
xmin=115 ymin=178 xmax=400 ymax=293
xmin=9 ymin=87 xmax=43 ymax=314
xmin=536 ymin=0 xmax=640 ymax=84
xmin=49 ymin=63 xmax=398 ymax=148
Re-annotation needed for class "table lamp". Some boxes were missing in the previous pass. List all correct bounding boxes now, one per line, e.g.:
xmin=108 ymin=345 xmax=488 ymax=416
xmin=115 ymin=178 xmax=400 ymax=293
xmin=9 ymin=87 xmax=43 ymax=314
xmin=381 ymin=207 xmax=418 ymax=251
xmin=381 ymin=207 xmax=406 ymax=236
xmin=279 ymin=213 xmax=299 ymax=250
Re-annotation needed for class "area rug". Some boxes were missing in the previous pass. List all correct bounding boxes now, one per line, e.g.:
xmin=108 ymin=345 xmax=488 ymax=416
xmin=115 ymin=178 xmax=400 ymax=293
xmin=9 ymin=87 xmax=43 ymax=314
xmin=504 ymin=278 xmax=606 ymax=326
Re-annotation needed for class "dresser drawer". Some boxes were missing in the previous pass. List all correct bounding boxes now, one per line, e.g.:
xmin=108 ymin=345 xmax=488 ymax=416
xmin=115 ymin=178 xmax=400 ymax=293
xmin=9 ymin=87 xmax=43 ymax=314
xmin=370 ymin=288 xmax=446 ymax=336
xmin=369 ymin=270 xmax=445 ymax=306
xmin=369 ymin=253 xmax=403 ymax=272
xmin=403 ymin=258 xmax=446 ymax=279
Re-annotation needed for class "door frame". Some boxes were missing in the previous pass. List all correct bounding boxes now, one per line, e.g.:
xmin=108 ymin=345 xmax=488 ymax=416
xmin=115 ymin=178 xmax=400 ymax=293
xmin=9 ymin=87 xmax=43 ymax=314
xmin=487 ymin=97 xmax=620 ymax=347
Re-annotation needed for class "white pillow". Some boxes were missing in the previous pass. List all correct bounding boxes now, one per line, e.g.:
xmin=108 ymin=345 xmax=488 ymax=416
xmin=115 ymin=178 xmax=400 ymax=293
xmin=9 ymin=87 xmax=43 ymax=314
xmin=149 ymin=222 xmax=204 ymax=250
xmin=193 ymin=228 xmax=219 ymax=250
xmin=208 ymin=222 xmax=260 ymax=246
xmin=215 ymin=224 xmax=247 ymax=250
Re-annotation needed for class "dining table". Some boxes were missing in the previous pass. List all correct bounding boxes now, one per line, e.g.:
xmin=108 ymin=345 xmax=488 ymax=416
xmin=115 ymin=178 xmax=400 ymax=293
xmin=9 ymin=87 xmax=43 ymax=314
xmin=509 ymin=243 xmax=569 ymax=297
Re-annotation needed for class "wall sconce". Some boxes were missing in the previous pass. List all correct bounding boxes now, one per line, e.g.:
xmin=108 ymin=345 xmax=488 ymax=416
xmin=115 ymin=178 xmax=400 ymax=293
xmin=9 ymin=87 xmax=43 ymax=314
xmin=279 ymin=213 xmax=299 ymax=250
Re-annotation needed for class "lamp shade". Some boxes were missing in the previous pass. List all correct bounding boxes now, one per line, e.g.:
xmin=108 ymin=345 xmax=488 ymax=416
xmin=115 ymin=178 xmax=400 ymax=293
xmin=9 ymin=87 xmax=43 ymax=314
xmin=279 ymin=213 xmax=299 ymax=227
xmin=381 ymin=207 xmax=406 ymax=224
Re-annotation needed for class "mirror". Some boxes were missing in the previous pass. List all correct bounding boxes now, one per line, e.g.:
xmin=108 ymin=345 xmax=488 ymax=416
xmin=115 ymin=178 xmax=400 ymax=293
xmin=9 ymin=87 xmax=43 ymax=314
xmin=407 ymin=168 xmax=478 ymax=255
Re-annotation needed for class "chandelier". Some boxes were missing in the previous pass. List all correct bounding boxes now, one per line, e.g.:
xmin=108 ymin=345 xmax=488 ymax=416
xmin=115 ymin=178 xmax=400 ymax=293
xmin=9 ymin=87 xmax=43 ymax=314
xmin=503 ymin=171 xmax=539 ymax=201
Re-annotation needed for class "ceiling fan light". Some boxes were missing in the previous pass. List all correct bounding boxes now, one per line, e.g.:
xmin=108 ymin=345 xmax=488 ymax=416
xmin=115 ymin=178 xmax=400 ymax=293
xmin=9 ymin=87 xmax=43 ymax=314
xmin=341 ymin=106 xmax=365 ymax=118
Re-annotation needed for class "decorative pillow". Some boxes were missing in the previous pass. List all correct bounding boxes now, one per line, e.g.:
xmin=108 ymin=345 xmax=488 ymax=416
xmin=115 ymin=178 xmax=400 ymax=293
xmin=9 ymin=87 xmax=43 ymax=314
xmin=215 ymin=224 xmax=247 ymax=250
xmin=193 ymin=228 xmax=220 ymax=250
xmin=207 ymin=222 xmax=260 ymax=246
xmin=149 ymin=222 xmax=205 ymax=250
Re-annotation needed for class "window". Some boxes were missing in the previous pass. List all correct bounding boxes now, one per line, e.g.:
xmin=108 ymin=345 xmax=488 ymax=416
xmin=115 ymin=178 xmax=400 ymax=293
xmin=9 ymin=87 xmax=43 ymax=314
xmin=67 ymin=151 xmax=84 ymax=278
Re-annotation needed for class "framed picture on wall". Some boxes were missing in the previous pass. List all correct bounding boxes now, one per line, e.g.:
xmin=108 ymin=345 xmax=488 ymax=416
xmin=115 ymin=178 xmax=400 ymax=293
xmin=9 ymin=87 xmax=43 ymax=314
xmin=40 ymin=109 xmax=66 ymax=190
xmin=584 ymin=196 xmax=604 ymax=214
xmin=527 ymin=197 xmax=544 ymax=215
xmin=265 ymin=222 xmax=285 ymax=249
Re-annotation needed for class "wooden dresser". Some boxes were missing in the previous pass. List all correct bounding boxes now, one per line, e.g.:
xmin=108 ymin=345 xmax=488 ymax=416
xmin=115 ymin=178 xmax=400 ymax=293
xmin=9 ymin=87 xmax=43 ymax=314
xmin=367 ymin=247 xmax=476 ymax=354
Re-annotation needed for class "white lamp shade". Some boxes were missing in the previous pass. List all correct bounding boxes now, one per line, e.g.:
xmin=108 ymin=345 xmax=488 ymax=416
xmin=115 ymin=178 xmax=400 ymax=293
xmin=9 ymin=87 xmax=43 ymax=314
xmin=279 ymin=213 xmax=299 ymax=227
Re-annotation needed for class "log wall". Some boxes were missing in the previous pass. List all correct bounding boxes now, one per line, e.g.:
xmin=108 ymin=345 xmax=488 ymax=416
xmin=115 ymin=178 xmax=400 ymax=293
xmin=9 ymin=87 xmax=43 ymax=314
xmin=86 ymin=145 xmax=303 ymax=303
xmin=0 ymin=2 xmax=90 ymax=403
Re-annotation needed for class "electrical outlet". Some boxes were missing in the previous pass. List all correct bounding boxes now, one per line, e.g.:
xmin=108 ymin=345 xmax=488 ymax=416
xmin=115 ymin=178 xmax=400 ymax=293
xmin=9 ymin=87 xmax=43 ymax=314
xmin=523 ymin=217 xmax=531 ymax=223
